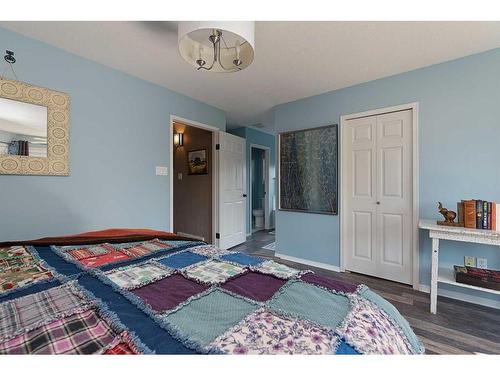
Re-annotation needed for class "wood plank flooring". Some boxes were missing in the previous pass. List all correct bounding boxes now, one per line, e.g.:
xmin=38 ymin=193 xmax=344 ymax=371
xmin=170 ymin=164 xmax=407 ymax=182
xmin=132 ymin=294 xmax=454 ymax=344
xmin=231 ymin=230 xmax=500 ymax=355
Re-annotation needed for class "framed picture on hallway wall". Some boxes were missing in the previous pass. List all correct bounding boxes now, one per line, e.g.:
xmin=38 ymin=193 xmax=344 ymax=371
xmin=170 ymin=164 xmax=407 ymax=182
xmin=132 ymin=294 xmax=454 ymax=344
xmin=279 ymin=124 xmax=338 ymax=215
xmin=187 ymin=148 xmax=208 ymax=175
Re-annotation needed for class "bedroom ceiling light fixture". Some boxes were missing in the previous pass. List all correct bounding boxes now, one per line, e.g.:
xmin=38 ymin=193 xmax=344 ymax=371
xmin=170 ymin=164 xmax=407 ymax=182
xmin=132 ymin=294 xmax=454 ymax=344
xmin=178 ymin=21 xmax=255 ymax=73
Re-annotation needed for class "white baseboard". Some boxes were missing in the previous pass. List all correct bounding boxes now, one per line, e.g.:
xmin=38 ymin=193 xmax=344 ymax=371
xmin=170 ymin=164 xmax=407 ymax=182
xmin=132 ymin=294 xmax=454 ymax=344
xmin=275 ymin=252 xmax=341 ymax=272
xmin=418 ymin=284 xmax=500 ymax=310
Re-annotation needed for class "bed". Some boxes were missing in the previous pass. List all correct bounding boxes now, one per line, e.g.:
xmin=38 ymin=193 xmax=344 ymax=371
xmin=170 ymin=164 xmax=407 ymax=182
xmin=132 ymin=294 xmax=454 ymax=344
xmin=0 ymin=229 xmax=424 ymax=355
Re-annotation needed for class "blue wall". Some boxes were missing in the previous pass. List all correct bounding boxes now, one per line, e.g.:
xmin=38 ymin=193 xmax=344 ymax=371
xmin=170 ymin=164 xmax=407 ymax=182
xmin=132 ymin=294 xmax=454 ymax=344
xmin=251 ymin=148 xmax=265 ymax=213
xmin=0 ymin=27 xmax=226 ymax=241
xmin=228 ymin=127 xmax=276 ymax=233
xmin=274 ymin=48 xmax=500 ymax=304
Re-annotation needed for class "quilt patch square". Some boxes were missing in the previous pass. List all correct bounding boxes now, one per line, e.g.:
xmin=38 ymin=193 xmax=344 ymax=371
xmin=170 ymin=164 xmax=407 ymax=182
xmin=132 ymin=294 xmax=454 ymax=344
xmin=300 ymin=273 xmax=358 ymax=294
xmin=189 ymin=245 xmax=231 ymax=257
xmin=0 ymin=246 xmax=54 ymax=294
xmin=106 ymin=263 xmax=172 ymax=290
xmin=253 ymin=260 xmax=300 ymax=279
xmin=209 ymin=309 xmax=337 ymax=354
xmin=79 ymin=251 xmax=131 ymax=268
xmin=0 ymin=284 xmax=92 ymax=340
xmin=183 ymin=260 xmax=246 ymax=285
xmin=1 ymin=263 xmax=53 ymax=294
xmin=119 ymin=240 xmax=171 ymax=258
xmin=104 ymin=332 xmax=141 ymax=355
xmin=0 ymin=246 xmax=32 ymax=261
xmin=337 ymin=297 xmax=412 ymax=354
xmin=164 ymin=289 xmax=257 ymax=347
xmin=268 ymin=281 xmax=350 ymax=331
xmin=221 ymin=272 xmax=286 ymax=302
xmin=67 ymin=244 xmax=115 ymax=260
xmin=132 ymin=274 xmax=208 ymax=313
xmin=157 ymin=251 xmax=208 ymax=269
xmin=220 ymin=252 xmax=265 ymax=267
xmin=358 ymin=288 xmax=422 ymax=354
xmin=0 ymin=309 xmax=118 ymax=354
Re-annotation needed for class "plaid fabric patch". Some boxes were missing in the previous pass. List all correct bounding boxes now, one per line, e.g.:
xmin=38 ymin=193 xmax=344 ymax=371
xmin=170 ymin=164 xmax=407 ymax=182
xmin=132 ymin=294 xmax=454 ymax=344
xmin=79 ymin=251 xmax=131 ymax=268
xmin=103 ymin=332 xmax=141 ymax=355
xmin=119 ymin=240 xmax=171 ymax=258
xmin=67 ymin=244 xmax=115 ymax=260
xmin=0 ymin=284 xmax=91 ymax=340
xmin=253 ymin=261 xmax=300 ymax=279
xmin=0 ymin=309 xmax=118 ymax=354
xmin=183 ymin=260 xmax=246 ymax=285
xmin=0 ymin=246 xmax=54 ymax=294
xmin=106 ymin=263 xmax=171 ymax=290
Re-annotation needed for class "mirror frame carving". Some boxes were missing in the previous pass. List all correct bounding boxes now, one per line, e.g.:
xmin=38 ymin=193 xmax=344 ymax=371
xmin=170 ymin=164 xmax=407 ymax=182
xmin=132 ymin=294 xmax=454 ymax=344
xmin=0 ymin=78 xmax=70 ymax=176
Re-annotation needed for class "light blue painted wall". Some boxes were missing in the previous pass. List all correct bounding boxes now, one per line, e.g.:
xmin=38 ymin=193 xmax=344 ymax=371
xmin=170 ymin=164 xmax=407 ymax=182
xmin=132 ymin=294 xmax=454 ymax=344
xmin=0 ymin=27 xmax=226 ymax=241
xmin=228 ymin=127 xmax=276 ymax=233
xmin=274 ymin=48 xmax=500 ymax=302
xmin=251 ymin=148 xmax=265 ymax=212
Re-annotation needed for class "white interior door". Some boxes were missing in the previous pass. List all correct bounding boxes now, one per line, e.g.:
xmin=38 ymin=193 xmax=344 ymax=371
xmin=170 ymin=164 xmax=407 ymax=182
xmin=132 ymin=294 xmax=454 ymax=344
xmin=343 ymin=109 xmax=413 ymax=284
xmin=218 ymin=132 xmax=247 ymax=249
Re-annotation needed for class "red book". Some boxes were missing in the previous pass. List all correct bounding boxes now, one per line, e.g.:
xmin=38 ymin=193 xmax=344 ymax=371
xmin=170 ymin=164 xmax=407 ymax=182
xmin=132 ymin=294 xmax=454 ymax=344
xmin=492 ymin=202 xmax=497 ymax=231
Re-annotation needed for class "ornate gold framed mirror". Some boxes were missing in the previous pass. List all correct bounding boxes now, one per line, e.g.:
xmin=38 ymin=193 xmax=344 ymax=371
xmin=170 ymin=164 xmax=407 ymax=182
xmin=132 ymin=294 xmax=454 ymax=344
xmin=0 ymin=78 xmax=70 ymax=175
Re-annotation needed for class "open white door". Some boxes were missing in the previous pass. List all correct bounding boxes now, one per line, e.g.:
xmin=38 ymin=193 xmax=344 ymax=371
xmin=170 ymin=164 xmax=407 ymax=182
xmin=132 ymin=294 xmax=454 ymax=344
xmin=218 ymin=132 xmax=247 ymax=249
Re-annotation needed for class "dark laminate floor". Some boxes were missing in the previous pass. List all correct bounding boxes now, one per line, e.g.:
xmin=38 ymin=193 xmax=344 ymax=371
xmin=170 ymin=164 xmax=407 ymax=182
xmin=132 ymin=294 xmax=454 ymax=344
xmin=231 ymin=230 xmax=500 ymax=355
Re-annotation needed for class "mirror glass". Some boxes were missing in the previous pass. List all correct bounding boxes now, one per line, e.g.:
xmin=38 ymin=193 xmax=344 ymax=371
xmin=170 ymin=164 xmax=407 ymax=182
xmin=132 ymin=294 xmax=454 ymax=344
xmin=0 ymin=97 xmax=48 ymax=158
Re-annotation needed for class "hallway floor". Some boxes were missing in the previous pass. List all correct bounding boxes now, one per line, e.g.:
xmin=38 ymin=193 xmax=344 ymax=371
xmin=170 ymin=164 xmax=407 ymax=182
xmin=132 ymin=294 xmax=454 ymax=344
xmin=231 ymin=230 xmax=500 ymax=355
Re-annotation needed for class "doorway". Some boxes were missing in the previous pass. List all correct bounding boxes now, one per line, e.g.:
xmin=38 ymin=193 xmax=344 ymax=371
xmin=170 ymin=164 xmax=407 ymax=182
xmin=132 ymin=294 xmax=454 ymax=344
xmin=250 ymin=144 xmax=270 ymax=233
xmin=170 ymin=116 xmax=218 ymax=244
xmin=340 ymin=103 xmax=419 ymax=287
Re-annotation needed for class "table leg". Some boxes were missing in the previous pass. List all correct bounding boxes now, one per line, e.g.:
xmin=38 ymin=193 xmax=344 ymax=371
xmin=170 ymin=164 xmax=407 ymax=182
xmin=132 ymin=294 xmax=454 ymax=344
xmin=430 ymin=237 xmax=439 ymax=314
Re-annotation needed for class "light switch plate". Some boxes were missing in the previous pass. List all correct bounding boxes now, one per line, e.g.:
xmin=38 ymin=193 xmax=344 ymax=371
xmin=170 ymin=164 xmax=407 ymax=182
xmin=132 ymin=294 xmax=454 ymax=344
xmin=464 ymin=256 xmax=475 ymax=267
xmin=177 ymin=172 xmax=183 ymax=180
xmin=155 ymin=166 xmax=168 ymax=176
xmin=477 ymin=258 xmax=488 ymax=269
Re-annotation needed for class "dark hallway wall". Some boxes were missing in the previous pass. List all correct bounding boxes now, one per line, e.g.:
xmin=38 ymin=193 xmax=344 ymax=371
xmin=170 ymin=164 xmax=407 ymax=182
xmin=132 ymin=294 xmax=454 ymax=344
xmin=173 ymin=122 xmax=212 ymax=243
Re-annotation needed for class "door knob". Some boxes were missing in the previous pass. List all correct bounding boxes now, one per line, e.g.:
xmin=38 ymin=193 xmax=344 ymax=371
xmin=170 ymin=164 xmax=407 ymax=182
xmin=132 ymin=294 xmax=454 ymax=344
xmin=243 ymin=194 xmax=247 ymax=197
xmin=376 ymin=201 xmax=380 ymax=205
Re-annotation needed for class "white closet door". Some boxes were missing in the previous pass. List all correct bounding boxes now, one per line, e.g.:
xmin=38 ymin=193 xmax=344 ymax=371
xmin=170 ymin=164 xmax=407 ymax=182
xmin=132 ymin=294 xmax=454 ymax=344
xmin=343 ymin=115 xmax=378 ymax=278
xmin=218 ymin=132 xmax=247 ymax=249
xmin=343 ymin=109 xmax=413 ymax=284
xmin=375 ymin=110 xmax=413 ymax=284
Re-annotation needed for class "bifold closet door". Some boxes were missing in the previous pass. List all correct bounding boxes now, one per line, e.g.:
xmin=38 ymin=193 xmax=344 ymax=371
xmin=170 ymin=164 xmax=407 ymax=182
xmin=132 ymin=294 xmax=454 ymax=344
xmin=343 ymin=109 xmax=413 ymax=284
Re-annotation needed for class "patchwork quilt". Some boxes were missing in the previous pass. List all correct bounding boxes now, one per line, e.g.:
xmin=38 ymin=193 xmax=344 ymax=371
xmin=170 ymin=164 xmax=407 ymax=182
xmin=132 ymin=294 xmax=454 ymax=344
xmin=0 ymin=229 xmax=425 ymax=355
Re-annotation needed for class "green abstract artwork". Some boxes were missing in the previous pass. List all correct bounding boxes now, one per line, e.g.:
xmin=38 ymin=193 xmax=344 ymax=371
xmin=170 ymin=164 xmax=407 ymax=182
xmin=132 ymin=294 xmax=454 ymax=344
xmin=279 ymin=125 xmax=337 ymax=215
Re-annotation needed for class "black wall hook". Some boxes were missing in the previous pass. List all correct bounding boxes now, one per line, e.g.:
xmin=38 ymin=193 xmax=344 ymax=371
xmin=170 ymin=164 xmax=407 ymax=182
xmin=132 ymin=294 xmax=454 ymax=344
xmin=4 ymin=50 xmax=16 ymax=64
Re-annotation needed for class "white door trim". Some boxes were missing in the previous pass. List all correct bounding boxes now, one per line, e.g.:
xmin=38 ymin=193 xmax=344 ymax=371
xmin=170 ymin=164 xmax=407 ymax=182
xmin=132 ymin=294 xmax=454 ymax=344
xmin=339 ymin=103 xmax=420 ymax=289
xmin=249 ymin=144 xmax=271 ymax=231
xmin=169 ymin=115 xmax=219 ymax=244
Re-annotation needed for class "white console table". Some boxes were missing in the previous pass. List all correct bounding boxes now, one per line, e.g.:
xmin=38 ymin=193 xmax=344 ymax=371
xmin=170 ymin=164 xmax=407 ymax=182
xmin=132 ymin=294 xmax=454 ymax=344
xmin=419 ymin=219 xmax=500 ymax=314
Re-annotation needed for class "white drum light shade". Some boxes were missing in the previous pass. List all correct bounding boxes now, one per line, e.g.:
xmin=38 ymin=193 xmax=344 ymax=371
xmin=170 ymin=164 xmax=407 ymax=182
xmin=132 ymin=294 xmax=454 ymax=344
xmin=178 ymin=21 xmax=255 ymax=72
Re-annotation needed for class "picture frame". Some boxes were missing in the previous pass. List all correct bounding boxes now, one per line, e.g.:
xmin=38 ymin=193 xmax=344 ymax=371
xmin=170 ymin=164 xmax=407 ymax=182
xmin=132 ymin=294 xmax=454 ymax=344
xmin=187 ymin=148 xmax=208 ymax=175
xmin=278 ymin=124 xmax=338 ymax=215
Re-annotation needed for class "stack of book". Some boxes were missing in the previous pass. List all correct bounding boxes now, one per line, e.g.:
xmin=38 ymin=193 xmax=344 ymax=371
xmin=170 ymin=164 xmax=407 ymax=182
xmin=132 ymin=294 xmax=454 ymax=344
xmin=457 ymin=200 xmax=500 ymax=230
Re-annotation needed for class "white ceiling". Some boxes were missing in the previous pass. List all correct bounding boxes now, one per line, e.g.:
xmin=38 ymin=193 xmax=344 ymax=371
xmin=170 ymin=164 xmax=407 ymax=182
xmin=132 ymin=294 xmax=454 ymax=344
xmin=2 ymin=21 xmax=500 ymax=129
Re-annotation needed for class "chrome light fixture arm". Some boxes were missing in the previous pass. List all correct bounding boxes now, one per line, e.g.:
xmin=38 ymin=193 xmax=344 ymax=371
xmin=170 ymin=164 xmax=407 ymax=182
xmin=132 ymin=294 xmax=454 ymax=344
xmin=196 ymin=29 xmax=241 ymax=72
